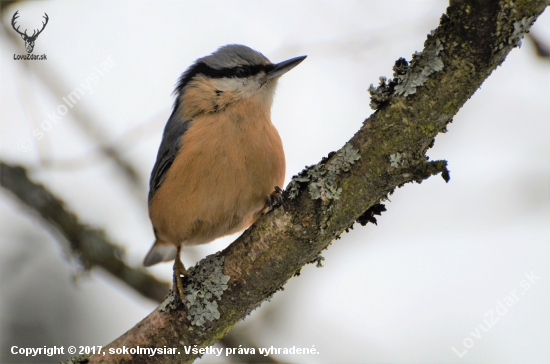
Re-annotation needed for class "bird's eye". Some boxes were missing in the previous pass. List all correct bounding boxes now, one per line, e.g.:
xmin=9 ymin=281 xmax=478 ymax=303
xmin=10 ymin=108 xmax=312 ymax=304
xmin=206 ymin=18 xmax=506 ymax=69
xmin=235 ymin=67 xmax=250 ymax=77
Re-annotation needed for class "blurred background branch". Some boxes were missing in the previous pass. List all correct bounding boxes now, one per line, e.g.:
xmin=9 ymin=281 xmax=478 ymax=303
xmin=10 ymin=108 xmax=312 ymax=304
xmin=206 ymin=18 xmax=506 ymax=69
xmin=0 ymin=161 xmax=278 ymax=364
xmin=527 ymin=32 xmax=550 ymax=58
xmin=0 ymin=161 xmax=168 ymax=302
xmin=1 ymin=4 xmax=146 ymax=204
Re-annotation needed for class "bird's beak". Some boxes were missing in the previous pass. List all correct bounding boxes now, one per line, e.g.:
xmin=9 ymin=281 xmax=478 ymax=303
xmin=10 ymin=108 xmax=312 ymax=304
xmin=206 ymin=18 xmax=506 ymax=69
xmin=268 ymin=55 xmax=307 ymax=79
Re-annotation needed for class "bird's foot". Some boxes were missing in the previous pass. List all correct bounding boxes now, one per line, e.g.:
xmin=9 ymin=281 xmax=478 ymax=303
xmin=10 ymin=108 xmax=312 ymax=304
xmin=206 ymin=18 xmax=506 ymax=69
xmin=263 ymin=186 xmax=283 ymax=213
xmin=173 ymin=254 xmax=188 ymax=303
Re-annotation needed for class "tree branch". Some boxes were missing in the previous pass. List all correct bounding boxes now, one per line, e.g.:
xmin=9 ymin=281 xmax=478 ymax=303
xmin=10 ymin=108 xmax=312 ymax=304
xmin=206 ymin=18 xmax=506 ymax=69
xmin=0 ymin=162 xmax=170 ymax=302
xmin=19 ymin=0 xmax=543 ymax=362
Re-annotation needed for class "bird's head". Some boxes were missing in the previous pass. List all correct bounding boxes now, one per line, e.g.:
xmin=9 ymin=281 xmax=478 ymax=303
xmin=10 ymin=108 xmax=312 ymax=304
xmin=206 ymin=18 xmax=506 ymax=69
xmin=174 ymin=44 xmax=306 ymax=119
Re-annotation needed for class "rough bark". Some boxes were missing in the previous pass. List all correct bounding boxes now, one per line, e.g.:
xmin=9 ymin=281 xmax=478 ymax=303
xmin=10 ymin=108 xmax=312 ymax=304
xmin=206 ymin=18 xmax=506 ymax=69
xmin=8 ymin=0 xmax=547 ymax=363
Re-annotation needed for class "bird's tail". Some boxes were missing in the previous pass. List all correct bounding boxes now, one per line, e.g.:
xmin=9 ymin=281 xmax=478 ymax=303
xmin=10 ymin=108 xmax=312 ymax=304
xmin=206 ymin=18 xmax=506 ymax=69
xmin=143 ymin=240 xmax=177 ymax=267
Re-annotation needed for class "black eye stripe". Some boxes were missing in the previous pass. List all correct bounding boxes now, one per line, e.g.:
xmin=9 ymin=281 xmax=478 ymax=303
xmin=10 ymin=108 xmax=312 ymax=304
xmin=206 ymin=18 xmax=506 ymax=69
xmin=208 ymin=63 xmax=274 ymax=79
xmin=174 ymin=62 xmax=275 ymax=101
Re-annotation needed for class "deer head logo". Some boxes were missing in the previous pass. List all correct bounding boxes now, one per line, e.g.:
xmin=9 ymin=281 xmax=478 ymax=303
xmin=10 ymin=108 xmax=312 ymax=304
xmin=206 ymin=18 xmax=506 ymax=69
xmin=11 ymin=11 xmax=49 ymax=54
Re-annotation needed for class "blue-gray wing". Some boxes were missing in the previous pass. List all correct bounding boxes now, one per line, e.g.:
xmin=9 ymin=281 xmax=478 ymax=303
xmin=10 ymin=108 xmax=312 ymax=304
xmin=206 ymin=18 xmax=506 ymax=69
xmin=148 ymin=109 xmax=192 ymax=203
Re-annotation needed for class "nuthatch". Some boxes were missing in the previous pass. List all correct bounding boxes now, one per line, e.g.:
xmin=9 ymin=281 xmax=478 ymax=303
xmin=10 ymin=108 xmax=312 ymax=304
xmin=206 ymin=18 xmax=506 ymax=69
xmin=144 ymin=44 xmax=306 ymax=300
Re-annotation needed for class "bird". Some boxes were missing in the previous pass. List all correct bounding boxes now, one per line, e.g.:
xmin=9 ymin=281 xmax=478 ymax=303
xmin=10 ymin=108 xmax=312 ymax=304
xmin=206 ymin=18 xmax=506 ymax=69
xmin=143 ymin=44 xmax=307 ymax=301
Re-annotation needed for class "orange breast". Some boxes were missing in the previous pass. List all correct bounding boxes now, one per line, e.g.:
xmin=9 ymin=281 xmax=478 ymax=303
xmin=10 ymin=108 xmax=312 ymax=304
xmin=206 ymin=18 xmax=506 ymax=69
xmin=149 ymin=99 xmax=285 ymax=247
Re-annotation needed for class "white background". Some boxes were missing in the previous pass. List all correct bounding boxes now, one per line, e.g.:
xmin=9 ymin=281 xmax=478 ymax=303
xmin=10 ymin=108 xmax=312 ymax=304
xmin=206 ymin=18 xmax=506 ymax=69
xmin=1 ymin=1 xmax=549 ymax=363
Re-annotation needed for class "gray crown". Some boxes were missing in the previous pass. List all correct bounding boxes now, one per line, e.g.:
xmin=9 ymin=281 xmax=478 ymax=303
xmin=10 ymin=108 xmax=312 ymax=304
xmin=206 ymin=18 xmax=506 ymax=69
xmin=200 ymin=44 xmax=271 ymax=69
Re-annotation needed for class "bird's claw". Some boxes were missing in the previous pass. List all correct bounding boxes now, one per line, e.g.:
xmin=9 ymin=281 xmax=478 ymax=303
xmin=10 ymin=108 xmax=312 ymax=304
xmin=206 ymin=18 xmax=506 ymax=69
xmin=264 ymin=186 xmax=283 ymax=213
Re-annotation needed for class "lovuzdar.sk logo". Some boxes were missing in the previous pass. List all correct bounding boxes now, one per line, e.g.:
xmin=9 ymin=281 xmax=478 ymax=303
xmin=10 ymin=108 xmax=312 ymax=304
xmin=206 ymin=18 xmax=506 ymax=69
xmin=12 ymin=10 xmax=48 ymax=60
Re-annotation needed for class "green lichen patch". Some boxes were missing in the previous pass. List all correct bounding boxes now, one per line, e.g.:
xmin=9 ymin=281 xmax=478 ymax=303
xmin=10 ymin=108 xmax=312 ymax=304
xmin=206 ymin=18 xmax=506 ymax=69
xmin=389 ymin=153 xmax=403 ymax=168
xmin=287 ymin=175 xmax=308 ymax=199
xmin=308 ymin=165 xmax=339 ymax=201
xmin=369 ymin=35 xmax=444 ymax=109
xmin=310 ymin=254 xmax=325 ymax=268
xmin=368 ymin=76 xmax=394 ymax=109
xmin=159 ymin=292 xmax=178 ymax=312
xmin=367 ymin=58 xmax=408 ymax=110
xmin=508 ymin=16 xmax=535 ymax=48
xmin=287 ymin=145 xmax=361 ymax=201
xmin=329 ymin=144 xmax=361 ymax=173
xmin=184 ymin=253 xmax=230 ymax=327
xmin=394 ymin=38 xmax=444 ymax=97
